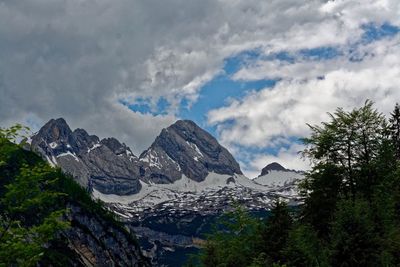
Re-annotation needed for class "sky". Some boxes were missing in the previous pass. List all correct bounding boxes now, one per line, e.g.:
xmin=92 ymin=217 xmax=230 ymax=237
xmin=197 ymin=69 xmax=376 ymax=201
xmin=1 ymin=0 xmax=400 ymax=178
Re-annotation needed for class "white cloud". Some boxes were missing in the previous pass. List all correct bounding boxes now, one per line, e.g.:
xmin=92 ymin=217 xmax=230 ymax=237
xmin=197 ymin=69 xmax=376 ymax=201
xmin=243 ymin=143 xmax=309 ymax=178
xmin=1 ymin=0 xmax=399 ymax=163
xmin=208 ymin=36 xmax=400 ymax=173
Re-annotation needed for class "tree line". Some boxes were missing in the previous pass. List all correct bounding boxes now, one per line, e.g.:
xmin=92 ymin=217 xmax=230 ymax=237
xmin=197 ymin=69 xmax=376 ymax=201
xmin=192 ymin=101 xmax=400 ymax=267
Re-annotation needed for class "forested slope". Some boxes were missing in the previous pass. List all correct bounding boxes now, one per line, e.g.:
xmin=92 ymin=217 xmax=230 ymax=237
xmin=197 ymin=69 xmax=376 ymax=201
xmin=0 ymin=126 xmax=150 ymax=266
xmin=194 ymin=101 xmax=400 ymax=267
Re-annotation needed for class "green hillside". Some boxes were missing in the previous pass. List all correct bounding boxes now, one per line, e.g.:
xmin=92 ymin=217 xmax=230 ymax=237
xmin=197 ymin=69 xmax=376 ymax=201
xmin=0 ymin=125 xmax=149 ymax=266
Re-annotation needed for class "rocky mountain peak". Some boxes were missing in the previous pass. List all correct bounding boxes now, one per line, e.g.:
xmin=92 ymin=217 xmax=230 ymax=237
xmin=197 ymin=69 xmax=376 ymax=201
xmin=30 ymin=118 xmax=142 ymax=195
xmin=140 ymin=119 xmax=242 ymax=183
xmin=31 ymin=118 xmax=244 ymax=193
xmin=101 ymin=137 xmax=123 ymax=152
xmin=100 ymin=137 xmax=136 ymax=158
xmin=260 ymin=162 xmax=287 ymax=176
xmin=36 ymin=118 xmax=72 ymax=143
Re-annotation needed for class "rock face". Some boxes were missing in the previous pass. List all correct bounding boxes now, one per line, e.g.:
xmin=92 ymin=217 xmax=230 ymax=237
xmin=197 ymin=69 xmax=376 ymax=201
xmin=29 ymin=118 xmax=307 ymax=266
xmin=60 ymin=203 xmax=150 ymax=267
xmin=260 ymin=162 xmax=288 ymax=176
xmin=30 ymin=118 xmax=142 ymax=195
xmin=254 ymin=162 xmax=304 ymax=188
xmin=32 ymin=118 xmax=242 ymax=189
xmin=139 ymin=120 xmax=242 ymax=183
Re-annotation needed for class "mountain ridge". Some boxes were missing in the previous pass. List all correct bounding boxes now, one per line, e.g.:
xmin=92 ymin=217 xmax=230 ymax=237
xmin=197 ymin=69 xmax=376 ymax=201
xmin=139 ymin=119 xmax=242 ymax=184
xmin=28 ymin=117 xmax=305 ymax=266
xmin=30 ymin=118 xmax=143 ymax=195
xmin=30 ymin=118 xmax=245 ymax=194
xmin=0 ymin=138 xmax=150 ymax=266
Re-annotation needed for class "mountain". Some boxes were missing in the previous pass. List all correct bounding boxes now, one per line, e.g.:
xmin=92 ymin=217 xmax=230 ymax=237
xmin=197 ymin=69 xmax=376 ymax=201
xmin=0 ymin=138 xmax=149 ymax=266
xmin=30 ymin=118 xmax=243 ymax=194
xmin=254 ymin=162 xmax=304 ymax=188
xmin=260 ymin=162 xmax=288 ymax=175
xmin=29 ymin=118 xmax=305 ymax=266
xmin=139 ymin=120 xmax=242 ymax=183
xmin=30 ymin=118 xmax=142 ymax=195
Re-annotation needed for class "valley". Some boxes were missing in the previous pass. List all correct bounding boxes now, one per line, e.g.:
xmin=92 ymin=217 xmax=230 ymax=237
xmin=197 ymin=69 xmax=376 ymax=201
xmin=27 ymin=118 xmax=305 ymax=266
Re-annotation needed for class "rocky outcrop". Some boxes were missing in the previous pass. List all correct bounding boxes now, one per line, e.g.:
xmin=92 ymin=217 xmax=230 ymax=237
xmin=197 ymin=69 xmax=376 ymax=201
xmin=60 ymin=203 xmax=150 ymax=267
xmin=31 ymin=118 xmax=243 ymax=191
xmin=30 ymin=118 xmax=142 ymax=195
xmin=259 ymin=162 xmax=288 ymax=176
xmin=139 ymin=120 xmax=242 ymax=183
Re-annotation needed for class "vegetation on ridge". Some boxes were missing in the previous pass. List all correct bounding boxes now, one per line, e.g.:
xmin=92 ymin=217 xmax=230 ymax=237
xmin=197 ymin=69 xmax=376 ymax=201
xmin=0 ymin=124 xmax=136 ymax=266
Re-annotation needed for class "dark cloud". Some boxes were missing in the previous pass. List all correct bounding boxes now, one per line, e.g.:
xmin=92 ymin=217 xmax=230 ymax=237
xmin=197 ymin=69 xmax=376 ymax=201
xmin=1 ymin=0 xmax=399 ymax=159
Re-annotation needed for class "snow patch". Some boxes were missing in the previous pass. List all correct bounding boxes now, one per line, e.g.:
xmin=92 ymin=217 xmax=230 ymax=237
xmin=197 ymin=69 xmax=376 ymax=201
xmin=45 ymin=155 xmax=57 ymax=167
xmin=49 ymin=142 xmax=58 ymax=149
xmin=186 ymin=141 xmax=203 ymax=158
xmin=95 ymin=173 xmax=244 ymax=206
xmin=126 ymin=149 xmax=137 ymax=162
xmin=140 ymin=150 xmax=163 ymax=168
xmin=254 ymin=170 xmax=304 ymax=187
xmin=87 ymin=143 xmax=101 ymax=153
xmin=57 ymin=151 xmax=80 ymax=162
xmin=25 ymin=136 xmax=33 ymax=145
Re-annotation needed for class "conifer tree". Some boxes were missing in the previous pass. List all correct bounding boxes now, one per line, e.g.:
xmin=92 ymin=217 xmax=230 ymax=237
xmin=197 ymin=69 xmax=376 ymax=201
xmin=302 ymin=100 xmax=387 ymax=200
xmin=191 ymin=101 xmax=400 ymax=267
xmin=389 ymin=103 xmax=400 ymax=160
xmin=259 ymin=200 xmax=293 ymax=265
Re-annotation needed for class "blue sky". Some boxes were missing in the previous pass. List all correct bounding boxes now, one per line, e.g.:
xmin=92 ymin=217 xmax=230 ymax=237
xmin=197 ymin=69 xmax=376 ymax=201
xmin=127 ymin=22 xmax=400 ymax=123
xmin=123 ymin=21 xmax=400 ymax=175
xmin=2 ymin=0 xmax=400 ymax=177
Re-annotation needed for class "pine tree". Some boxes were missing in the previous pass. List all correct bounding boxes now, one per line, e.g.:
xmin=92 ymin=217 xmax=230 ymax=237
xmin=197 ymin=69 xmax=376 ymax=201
xmin=193 ymin=101 xmax=400 ymax=267
xmin=330 ymin=199 xmax=380 ymax=267
xmin=259 ymin=200 xmax=293 ymax=265
xmin=389 ymin=103 xmax=400 ymax=160
xmin=302 ymin=100 xmax=387 ymax=200
xmin=198 ymin=206 xmax=260 ymax=267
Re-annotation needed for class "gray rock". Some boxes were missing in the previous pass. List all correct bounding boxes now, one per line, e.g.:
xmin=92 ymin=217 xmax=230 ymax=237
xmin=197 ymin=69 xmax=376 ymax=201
xmin=31 ymin=118 xmax=142 ymax=195
xmin=31 ymin=118 xmax=243 ymax=192
xmin=61 ymin=203 xmax=150 ymax=267
xmin=260 ymin=162 xmax=287 ymax=176
xmin=140 ymin=120 xmax=242 ymax=183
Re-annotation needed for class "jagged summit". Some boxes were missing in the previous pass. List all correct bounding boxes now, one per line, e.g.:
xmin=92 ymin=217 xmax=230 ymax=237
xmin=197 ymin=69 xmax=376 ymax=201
xmin=30 ymin=118 xmax=305 ymax=214
xmin=30 ymin=118 xmax=142 ymax=195
xmin=31 ymin=118 xmax=243 ymax=192
xmin=28 ymin=118 xmax=306 ymax=266
xmin=260 ymin=162 xmax=287 ymax=176
xmin=35 ymin=118 xmax=72 ymax=143
xmin=139 ymin=119 xmax=242 ymax=183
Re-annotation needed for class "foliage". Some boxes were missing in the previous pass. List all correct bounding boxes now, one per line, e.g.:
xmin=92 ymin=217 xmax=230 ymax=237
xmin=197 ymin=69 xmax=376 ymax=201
xmin=330 ymin=198 xmax=382 ymax=267
xmin=258 ymin=200 xmax=293 ymax=265
xmin=389 ymin=103 xmax=400 ymax=160
xmin=195 ymin=101 xmax=400 ymax=267
xmin=0 ymin=126 xmax=68 ymax=266
xmin=198 ymin=206 xmax=261 ymax=267
xmin=0 ymin=125 xmax=129 ymax=266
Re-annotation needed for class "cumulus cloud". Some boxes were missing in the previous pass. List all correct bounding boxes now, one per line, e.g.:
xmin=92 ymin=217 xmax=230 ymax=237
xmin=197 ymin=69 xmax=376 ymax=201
xmin=208 ymin=35 xmax=400 ymax=174
xmin=1 ymin=0 xmax=399 ymax=168
xmin=243 ymin=143 xmax=309 ymax=178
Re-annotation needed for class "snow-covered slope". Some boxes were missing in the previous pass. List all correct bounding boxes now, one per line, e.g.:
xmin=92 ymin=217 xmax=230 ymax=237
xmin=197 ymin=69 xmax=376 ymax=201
xmin=30 ymin=118 xmax=307 ymax=266
xmin=31 ymin=118 xmax=305 ymax=221
xmin=93 ymin=171 xmax=304 ymax=219
xmin=254 ymin=170 xmax=304 ymax=188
